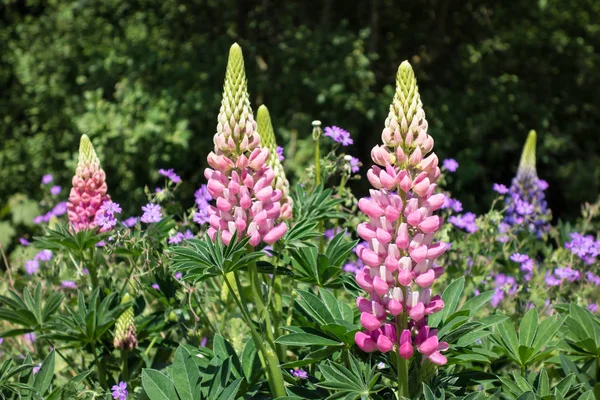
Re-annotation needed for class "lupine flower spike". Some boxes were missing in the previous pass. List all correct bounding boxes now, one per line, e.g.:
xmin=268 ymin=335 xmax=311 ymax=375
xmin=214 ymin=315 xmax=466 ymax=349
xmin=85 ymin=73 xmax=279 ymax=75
xmin=354 ymin=61 xmax=449 ymax=366
xmin=114 ymin=293 xmax=137 ymax=351
xmin=67 ymin=135 xmax=111 ymax=232
xmin=502 ymin=130 xmax=551 ymax=237
xmin=204 ymin=43 xmax=288 ymax=246
xmin=256 ymin=105 xmax=293 ymax=220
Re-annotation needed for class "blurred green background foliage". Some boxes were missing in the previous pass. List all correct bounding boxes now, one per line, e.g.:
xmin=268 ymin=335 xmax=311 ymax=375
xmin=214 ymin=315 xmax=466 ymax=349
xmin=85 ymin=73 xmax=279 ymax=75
xmin=1 ymin=0 xmax=599 ymax=220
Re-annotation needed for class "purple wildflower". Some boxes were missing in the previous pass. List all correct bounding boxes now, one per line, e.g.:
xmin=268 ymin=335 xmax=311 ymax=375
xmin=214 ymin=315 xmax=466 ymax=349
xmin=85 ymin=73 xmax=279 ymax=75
xmin=24 ymin=333 xmax=36 ymax=343
xmin=111 ymin=382 xmax=128 ymax=400
xmin=510 ymin=253 xmax=530 ymax=263
xmin=586 ymin=272 xmax=600 ymax=286
xmin=41 ymin=174 xmax=53 ymax=185
xmin=101 ymin=201 xmax=122 ymax=214
xmin=349 ymin=156 xmax=360 ymax=173
xmin=33 ymin=363 xmax=42 ymax=375
xmin=324 ymin=227 xmax=348 ymax=240
xmin=290 ymin=369 xmax=308 ymax=379
xmin=537 ymin=179 xmax=549 ymax=190
xmin=174 ymin=272 xmax=183 ymax=280
xmin=158 ymin=168 xmax=181 ymax=184
xmin=493 ymin=184 xmax=509 ymax=194
xmin=50 ymin=186 xmax=62 ymax=196
xmin=52 ymin=202 xmax=67 ymax=216
xmin=588 ymin=304 xmax=599 ymax=314
xmin=276 ymin=146 xmax=285 ymax=161
xmin=443 ymin=159 xmax=458 ymax=172
xmin=34 ymin=250 xmax=53 ymax=262
xmin=95 ymin=241 xmax=107 ymax=247
xmin=195 ymin=185 xmax=212 ymax=204
xmin=95 ymin=211 xmax=117 ymax=230
xmin=19 ymin=238 xmax=30 ymax=246
xmin=324 ymin=126 xmax=353 ymax=146
xmin=25 ymin=260 xmax=40 ymax=275
xmin=152 ymin=283 xmax=160 ymax=290
xmin=200 ymin=337 xmax=208 ymax=347
xmin=61 ymin=281 xmax=77 ymax=289
xmin=141 ymin=203 xmax=162 ymax=223
xmin=565 ymin=233 xmax=600 ymax=264
xmin=168 ymin=233 xmax=184 ymax=244
xmin=122 ymin=217 xmax=138 ymax=228
xmin=448 ymin=212 xmax=478 ymax=233
xmin=554 ymin=267 xmax=580 ymax=282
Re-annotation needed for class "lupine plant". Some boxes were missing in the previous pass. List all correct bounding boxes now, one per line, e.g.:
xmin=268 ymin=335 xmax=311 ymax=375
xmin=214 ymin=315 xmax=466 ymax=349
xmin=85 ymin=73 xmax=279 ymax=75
xmin=0 ymin=42 xmax=599 ymax=400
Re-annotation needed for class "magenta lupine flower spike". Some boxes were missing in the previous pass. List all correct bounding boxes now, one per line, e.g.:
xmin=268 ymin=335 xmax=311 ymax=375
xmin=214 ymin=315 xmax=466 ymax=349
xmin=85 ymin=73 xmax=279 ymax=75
xmin=354 ymin=61 xmax=448 ymax=365
xmin=67 ymin=135 xmax=111 ymax=232
xmin=204 ymin=44 xmax=287 ymax=246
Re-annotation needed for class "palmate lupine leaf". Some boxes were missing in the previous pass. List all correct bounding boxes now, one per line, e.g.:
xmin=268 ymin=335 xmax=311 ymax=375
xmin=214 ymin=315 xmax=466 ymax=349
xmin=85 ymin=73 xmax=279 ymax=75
xmin=316 ymin=354 xmax=383 ymax=399
xmin=0 ymin=283 xmax=63 ymax=337
xmin=170 ymin=233 xmax=264 ymax=283
xmin=33 ymin=223 xmax=109 ymax=254
xmin=291 ymin=184 xmax=345 ymax=222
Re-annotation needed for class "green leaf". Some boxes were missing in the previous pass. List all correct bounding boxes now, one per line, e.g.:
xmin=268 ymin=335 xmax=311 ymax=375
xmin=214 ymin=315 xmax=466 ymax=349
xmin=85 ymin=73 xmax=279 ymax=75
xmin=430 ymin=277 xmax=464 ymax=326
xmin=217 ymin=378 xmax=242 ymax=400
xmin=142 ymin=369 xmax=177 ymax=400
xmin=460 ymin=290 xmax=495 ymax=315
xmin=172 ymin=346 xmax=201 ymax=400
xmin=32 ymin=350 xmax=55 ymax=396
xmin=275 ymin=332 xmax=342 ymax=347
xmin=519 ymin=308 xmax=538 ymax=348
xmin=497 ymin=318 xmax=519 ymax=361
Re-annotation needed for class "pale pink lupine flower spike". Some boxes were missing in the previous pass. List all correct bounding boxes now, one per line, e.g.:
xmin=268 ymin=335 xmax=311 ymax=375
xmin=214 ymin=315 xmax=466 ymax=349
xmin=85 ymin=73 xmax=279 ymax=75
xmin=67 ymin=135 xmax=111 ymax=232
xmin=204 ymin=44 xmax=288 ymax=247
xmin=354 ymin=61 xmax=449 ymax=366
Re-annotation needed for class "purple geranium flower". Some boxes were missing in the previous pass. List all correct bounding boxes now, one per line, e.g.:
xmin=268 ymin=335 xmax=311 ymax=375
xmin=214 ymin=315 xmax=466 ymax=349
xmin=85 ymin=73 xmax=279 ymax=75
xmin=493 ymin=183 xmax=509 ymax=194
xmin=324 ymin=126 xmax=353 ymax=146
xmin=25 ymin=260 xmax=40 ymax=275
xmin=50 ymin=186 xmax=62 ymax=195
xmin=276 ymin=146 xmax=285 ymax=161
xmin=141 ymin=203 xmax=162 ymax=223
xmin=290 ymin=369 xmax=308 ymax=379
xmin=41 ymin=174 xmax=53 ymax=185
xmin=158 ymin=168 xmax=181 ymax=184
xmin=349 ymin=156 xmax=360 ymax=173
xmin=443 ymin=159 xmax=458 ymax=172
xmin=111 ymin=381 xmax=128 ymax=400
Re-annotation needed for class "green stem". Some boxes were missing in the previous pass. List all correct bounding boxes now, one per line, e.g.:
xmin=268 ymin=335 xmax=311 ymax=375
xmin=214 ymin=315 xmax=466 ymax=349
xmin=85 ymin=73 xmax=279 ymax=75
xmin=225 ymin=275 xmax=286 ymax=397
xmin=248 ymin=262 xmax=276 ymax=347
xmin=121 ymin=349 xmax=129 ymax=383
xmin=396 ymin=315 xmax=409 ymax=399
xmin=315 ymin=135 xmax=321 ymax=187
xmin=87 ymin=250 xmax=99 ymax=291
xmin=91 ymin=341 xmax=107 ymax=388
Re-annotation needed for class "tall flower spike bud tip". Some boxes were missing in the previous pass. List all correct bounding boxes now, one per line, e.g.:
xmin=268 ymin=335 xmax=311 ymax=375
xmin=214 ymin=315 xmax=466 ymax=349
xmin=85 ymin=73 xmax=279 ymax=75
xmin=517 ymin=130 xmax=537 ymax=179
xmin=256 ymin=105 xmax=293 ymax=220
xmin=355 ymin=61 xmax=447 ymax=365
xmin=114 ymin=294 xmax=137 ymax=351
xmin=67 ymin=135 xmax=111 ymax=232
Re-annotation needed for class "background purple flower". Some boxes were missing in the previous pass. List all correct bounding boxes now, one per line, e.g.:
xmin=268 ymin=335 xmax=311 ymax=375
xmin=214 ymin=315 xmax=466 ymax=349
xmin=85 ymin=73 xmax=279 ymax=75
xmin=443 ymin=158 xmax=459 ymax=172
xmin=324 ymin=126 xmax=353 ymax=146
xmin=141 ymin=203 xmax=162 ymax=223
xmin=349 ymin=156 xmax=360 ymax=173
xmin=25 ymin=260 xmax=39 ymax=275
xmin=50 ymin=186 xmax=62 ymax=195
xmin=493 ymin=183 xmax=509 ymax=194
xmin=34 ymin=250 xmax=53 ymax=262
xmin=41 ymin=174 xmax=53 ymax=184
xmin=122 ymin=217 xmax=138 ymax=228
xmin=61 ymin=281 xmax=77 ymax=289
xmin=448 ymin=212 xmax=478 ymax=233
xmin=276 ymin=146 xmax=285 ymax=161
xmin=158 ymin=168 xmax=181 ymax=183
xmin=111 ymin=382 xmax=128 ymax=400
xmin=19 ymin=238 xmax=30 ymax=246
xmin=290 ymin=369 xmax=308 ymax=379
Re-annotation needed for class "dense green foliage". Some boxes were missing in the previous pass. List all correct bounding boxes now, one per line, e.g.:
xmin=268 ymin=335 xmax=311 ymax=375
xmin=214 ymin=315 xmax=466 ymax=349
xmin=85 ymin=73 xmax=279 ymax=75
xmin=1 ymin=0 xmax=599 ymax=217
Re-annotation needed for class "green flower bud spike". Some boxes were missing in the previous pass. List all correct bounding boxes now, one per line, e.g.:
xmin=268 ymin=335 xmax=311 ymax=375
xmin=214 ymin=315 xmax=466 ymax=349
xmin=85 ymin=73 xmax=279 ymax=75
xmin=382 ymin=61 xmax=432 ymax=157
xmin=257 ymin=105 xmax=293 ymax=219
xmin=114 ymin=293 xmax=137 ymax=351
xmin=215 ymin=43 xmax=260 ymax=156
xmin=517 ymin=130 xmax=537 ymax=179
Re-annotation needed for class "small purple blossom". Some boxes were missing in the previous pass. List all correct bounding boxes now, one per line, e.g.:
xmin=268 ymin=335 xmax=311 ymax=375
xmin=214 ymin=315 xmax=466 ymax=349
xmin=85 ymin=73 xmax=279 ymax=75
xmin=33 ymin=363 xmax=42 ymax=375
xmin=168 ymin=230 xmax=194 ymax=245
xmin=200 ymin=337 xmax=208 ymax=347
xmin=152 ymin=283 xmax=160 ymax=290
xmin=174 ymin=272 xmax=183 ymax=280
xmin=448 ymin=212 xmax=478 ymax=233
xmin=510 ymin=253 xmax=530 ymax=263
xmin=25 ymin=260 xmax=40 ymax=275
xmin=443 ymin=159 xmax=459 ymax=172
xmin=50 ymin=186 xmax=62 ymax=195
xmin=493 ymin=183 xmax=509 ymax=194
xmin=195 ymin=185 xmax=212 ymax=204
xmin=0 ymin=338 xmax=3 ymax=345
xmin=24 ymin=333 xmax=36 ymax=343
xmin=122 ymin=217 xmax=138 ymax=228
xmin=52 ymin=202 xmax=67 ymax=216
xmin=101 ymin=201 xmax=122 ymax=214
xmin=95 ymin=211 xmax=117 ymax=230
xmin=588 ymin=304 xmax=599 ymax=314
xmin=554 ymin=267 xmax=580 ymax=282
xmin=158 ymin=168 xmax=181 ymax=184
xmin=34 ymin=250 xmax=53 ymax=262
xmin=324 ymin=227 xmax=348 ymax=240
xmin=95 ymin=241 xmax=107 ymax=247
xmin=19 ymin=238 xmax=30 ymax=246
xmin=61 ymin=281 xmax=77 ymax=289
xmin=349 ymin=156 xmax=360 ymax=173
xmin=324 ymin=126 xmax=353 ymax=146
xmin=276 ymin=146 xmax=285 ymax=161
xmin=537 ymin=179 xmax=549 ymax=190
xmin=141 ymin=203 xmax=162 ymax=223
xmin=290 ymin=369 xmax=308 ymax=379
xmin=565 ymin=232 xmax=600 ymax=264
xmin=111 ymin=381 xmax=128 ymax=400
xmin=586 ymin=272 xmax=600 ymax=286
xmin=41 ymin=174 xmax=53 ymax=185
xmin=441 ymin=197 xmax=463 ymax=213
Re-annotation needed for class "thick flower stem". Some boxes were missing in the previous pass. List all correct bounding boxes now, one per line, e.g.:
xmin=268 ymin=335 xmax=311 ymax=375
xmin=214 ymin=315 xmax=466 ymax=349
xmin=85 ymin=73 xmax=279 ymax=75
xmin=226 ymin=273 xmax=286 ymax=398
xmin=396 ymin=315 xmax=409 ymax=399
xmin=248 ymin=262 xmax=276 ymax=347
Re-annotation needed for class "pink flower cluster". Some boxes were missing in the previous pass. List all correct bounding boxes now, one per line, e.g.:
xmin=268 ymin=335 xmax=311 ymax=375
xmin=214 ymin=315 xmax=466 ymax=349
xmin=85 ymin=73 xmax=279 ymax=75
xmin=205 ymin=149 xmax=287 ymax=246
xmin=354 ymin=61 xmax=449 ymax=365
xmin=204 ymin=44 xmax=287 ymax=247
xmin=67 ymin=135 xmax=111 ymax=232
